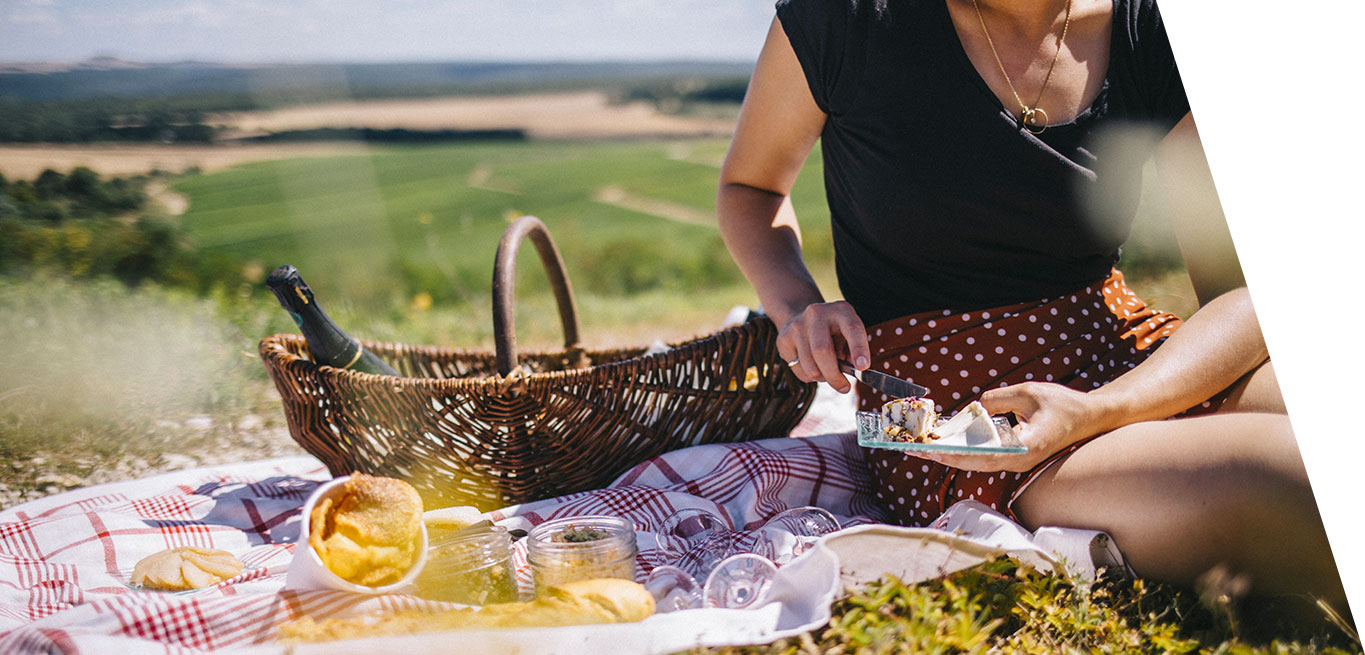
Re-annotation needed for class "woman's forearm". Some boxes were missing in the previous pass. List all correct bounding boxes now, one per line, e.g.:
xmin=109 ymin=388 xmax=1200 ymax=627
xmin=1084 ymin=286 xmax=1269 ymax=432
xmin=716 ymin=182 xmax=825 ymax=328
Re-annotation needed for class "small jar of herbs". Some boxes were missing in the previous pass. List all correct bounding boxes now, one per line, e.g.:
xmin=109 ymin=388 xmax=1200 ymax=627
xmin=526 ymin=515 xmax=638 ymax=595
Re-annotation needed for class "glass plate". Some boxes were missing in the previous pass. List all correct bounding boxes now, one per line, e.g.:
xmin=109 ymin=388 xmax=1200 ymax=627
xmin=856 ymin=412 xmax=1028 ymax=454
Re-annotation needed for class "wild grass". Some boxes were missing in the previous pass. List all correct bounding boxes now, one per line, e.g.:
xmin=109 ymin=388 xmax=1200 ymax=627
xmin=694 ymin=558 xmax=1359 ymax=655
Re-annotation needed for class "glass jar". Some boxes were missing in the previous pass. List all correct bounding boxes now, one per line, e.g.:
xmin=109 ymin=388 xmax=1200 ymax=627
xmin=527 ymin=515 xmax=638 ymax=595
xmin=416 ymin=525 xmax=517 ymax=605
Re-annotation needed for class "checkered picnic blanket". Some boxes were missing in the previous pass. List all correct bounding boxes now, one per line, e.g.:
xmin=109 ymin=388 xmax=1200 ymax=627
xmin=0 ymin=391 xmax=879 ymax=655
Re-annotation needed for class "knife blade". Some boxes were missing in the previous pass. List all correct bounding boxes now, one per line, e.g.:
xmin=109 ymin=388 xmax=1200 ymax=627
xmin=840 ymin=361 xmax=930 ymax=399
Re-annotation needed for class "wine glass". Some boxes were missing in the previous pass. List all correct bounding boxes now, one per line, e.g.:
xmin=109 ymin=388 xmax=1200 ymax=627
xmin=646 ymin=506 xmax=839 ymax=612
xmin=702 ymin=553 xmax=779 ymax=610
xmin=751 ymin=506 xmax=841 ymax=564
xmin=764 ymin=506 xmax=841 ymax=538
xmin=642 ymin=564 xmax=704 ymax=613
xmin=657 ymin=507 xmax=726 ymax=560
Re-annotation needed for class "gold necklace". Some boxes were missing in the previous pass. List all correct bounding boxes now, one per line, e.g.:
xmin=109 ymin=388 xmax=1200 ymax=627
xmin=971 ymin=0 xmax=1073 ymax=134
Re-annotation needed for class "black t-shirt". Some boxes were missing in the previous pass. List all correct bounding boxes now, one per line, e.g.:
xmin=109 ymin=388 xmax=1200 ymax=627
xmin=776 ymin=0 xmax=1190 ymax=326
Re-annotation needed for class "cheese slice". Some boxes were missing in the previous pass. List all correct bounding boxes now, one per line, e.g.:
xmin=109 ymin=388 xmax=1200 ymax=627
xmin=929 ymin=401 xmax=1001 ymax=447
xmin=880 ymin=397 xmax=937 ymax=442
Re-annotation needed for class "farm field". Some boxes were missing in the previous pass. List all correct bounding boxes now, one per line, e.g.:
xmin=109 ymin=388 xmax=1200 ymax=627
xmin=0 ymin=142 xmax=369 ymax=179
xmin=212 ymin=91 xmax=737 ymax=140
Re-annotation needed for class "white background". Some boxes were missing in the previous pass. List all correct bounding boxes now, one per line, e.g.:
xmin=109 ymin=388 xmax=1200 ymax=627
xmin=1160 ymin=2 xmax=1365 ymax=616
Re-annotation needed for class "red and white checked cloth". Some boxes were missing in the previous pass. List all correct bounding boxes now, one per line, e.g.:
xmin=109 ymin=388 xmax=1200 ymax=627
xmin=0 ymin=394 xmax=883 ymax=655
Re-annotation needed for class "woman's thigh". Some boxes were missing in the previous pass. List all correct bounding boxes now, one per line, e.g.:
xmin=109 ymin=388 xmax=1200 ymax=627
xmin=1219 ymin=359 xmax=1286 ymax=414
xmin=1012 ymin=412 xmax=1339 ymax=600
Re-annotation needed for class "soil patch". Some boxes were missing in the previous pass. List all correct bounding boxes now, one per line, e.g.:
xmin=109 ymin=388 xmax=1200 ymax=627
xmin=213 ymin=91 xmax=735 ymax=141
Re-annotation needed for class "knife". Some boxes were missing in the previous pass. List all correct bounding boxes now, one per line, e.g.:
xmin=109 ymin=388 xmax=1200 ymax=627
xmin=840 ymin=361 xmax=930 ymax=399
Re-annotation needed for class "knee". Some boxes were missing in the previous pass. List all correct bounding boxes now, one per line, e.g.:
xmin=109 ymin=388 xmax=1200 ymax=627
xmin=1219 ymin=360 xmax=1286 ymax=414
xmin=1198 ymin=425 xmax=1322 ymax=559
xmin=1210 ymin=421 xmax=1313 ymax=526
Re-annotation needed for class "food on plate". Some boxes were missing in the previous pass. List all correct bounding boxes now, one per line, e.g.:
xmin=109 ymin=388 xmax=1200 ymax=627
xmin=278 ymin=578 xmax=656 ymax=642
xmin=131 ymin=546 xmax=243 ymax=591
xmin=309 ymin=473 xmax=424 ymax=587
xmin=880 ymin=397 xmax=937 ymax=442
xmin=880 ymin=399 xmax=1004 ymax=447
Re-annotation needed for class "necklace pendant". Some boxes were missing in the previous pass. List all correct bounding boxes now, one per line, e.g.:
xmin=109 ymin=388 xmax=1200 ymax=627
xmin=1019 ymin=107 xmax=1049 ymax=135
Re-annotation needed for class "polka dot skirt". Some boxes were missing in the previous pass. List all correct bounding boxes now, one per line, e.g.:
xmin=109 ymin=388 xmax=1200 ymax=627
xmin=858 ymin=269 xmax=1225 ymax=526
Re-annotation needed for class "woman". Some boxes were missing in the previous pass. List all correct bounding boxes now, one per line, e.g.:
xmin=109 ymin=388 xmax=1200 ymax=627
xmin=717 ymin=0 xmax=1348 ymax=610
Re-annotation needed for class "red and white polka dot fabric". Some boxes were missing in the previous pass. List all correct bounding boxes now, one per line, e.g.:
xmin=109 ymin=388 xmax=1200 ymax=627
xmin=857 ymin=269 xmax=1224 ymax=526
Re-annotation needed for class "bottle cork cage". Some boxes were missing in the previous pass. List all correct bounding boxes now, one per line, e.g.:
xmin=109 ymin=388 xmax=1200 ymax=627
xmin=258 ymin=316 xmax=815 ymax=511
xmin=259 ymin=216 xmax=814 ymax=511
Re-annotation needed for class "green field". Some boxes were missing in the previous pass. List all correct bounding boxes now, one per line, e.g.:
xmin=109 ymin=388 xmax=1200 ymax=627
xmin=173 ymin=138 xmax=836 ymax=348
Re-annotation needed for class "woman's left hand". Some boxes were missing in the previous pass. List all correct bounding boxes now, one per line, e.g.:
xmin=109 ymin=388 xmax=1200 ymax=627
xmin=917 ymin=382 xmax=1109 ymax=473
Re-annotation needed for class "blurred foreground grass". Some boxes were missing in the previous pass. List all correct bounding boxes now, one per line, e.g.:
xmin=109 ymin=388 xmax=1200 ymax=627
xmin=0 ymin=271 xmax=772 ymax=506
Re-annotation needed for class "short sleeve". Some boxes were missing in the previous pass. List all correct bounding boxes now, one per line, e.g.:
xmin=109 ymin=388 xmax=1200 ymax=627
xmin=775 ymin=0 xmax=870 ymax=116
xmin=1131 ymin=0 xmax=1190 ymax=131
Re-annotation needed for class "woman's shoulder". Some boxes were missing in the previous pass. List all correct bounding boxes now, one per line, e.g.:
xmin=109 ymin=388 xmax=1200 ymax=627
xmin=775 ymin=0 xmax=896 ymax=30
xmin=1114 ymin=0 xmax=1175 ymax=45
xmin=776 ymin=0 xmax=900 ymax=115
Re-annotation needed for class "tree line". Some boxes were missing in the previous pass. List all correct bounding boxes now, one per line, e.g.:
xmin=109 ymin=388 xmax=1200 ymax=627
xmin=0 ymin=168 xmax=242 ymax=291
xmin=0 ymin=98 xmax=218 ymax=144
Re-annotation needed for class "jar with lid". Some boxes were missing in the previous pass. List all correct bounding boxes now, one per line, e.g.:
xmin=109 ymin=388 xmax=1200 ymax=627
xmin=416 ymin=525 xmax=517 ymax=605
xmin=526 ymin=515 xmax=638 ymax=595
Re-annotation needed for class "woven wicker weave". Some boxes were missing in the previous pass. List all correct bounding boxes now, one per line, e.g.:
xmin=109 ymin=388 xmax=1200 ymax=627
xmin=259 ymin=217 xmax=816 ymax=510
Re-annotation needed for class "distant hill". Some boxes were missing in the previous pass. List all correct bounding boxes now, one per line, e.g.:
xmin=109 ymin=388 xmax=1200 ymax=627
xmin=0 ymin=59 xmax=752 ymax=144
xmin=0 ymin=59 xmax=753 ymax=104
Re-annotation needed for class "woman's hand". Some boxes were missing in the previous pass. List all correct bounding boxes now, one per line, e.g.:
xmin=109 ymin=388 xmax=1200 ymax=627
xmin=920 ymin=382 xmax=1111 ymax=472
xmin=775 ymin=300 xmax=870 ymax=394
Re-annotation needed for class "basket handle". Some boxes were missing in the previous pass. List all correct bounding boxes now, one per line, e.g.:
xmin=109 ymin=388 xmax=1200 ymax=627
xmin=492 ymin=215 xmax=582 ymax=376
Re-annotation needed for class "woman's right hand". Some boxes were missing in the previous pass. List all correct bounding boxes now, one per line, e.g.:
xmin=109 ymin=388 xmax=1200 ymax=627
xmin=775 ymin=300 xmax=870 ymax=394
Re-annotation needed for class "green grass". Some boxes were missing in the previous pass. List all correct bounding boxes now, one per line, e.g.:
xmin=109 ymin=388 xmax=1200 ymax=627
xmin=0 ymin=277 xmax=280 ymax=491
xmin=696 ymin=558 xmax=1359 ymax=655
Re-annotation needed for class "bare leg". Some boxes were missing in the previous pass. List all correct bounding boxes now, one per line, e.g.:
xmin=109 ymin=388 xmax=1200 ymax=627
xmin=1220 ymin=360 xmax=1286 ymax=414
xmin=1013 ymin=412 xmax=1347 ymax=610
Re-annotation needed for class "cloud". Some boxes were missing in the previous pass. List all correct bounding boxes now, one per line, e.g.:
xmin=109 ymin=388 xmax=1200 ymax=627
xmin=126 ymin=3 xmax=227 ymax=28
xmin=3 ymin=0 xmax=774 ymax=63
xmin=5 ymin=8 xmax=60 ymax=28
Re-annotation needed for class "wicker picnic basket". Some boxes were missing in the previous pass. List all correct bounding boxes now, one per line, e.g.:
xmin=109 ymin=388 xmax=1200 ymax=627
xmin=259 ymin=216 xmax=816 ymax=511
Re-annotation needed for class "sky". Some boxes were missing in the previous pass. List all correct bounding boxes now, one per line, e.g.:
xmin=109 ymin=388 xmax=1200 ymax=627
xmin=0 ymin=0 xmax=776 ymax=63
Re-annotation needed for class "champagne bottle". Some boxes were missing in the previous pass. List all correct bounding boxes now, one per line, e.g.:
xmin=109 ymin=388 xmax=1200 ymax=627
xmin=266 ymin=265 xmax=400 ymax=376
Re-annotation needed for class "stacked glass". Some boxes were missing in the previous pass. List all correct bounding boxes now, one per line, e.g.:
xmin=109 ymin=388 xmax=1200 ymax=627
xmin=644 ymin=506 xmax=840 ymax=611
